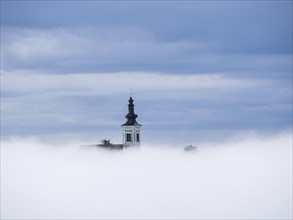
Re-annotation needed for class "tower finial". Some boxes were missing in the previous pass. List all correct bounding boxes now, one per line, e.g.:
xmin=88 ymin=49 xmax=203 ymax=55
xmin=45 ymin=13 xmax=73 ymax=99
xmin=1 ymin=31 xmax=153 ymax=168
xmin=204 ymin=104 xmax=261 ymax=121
xmin=129 ymin=88 xmax=132 ymax=97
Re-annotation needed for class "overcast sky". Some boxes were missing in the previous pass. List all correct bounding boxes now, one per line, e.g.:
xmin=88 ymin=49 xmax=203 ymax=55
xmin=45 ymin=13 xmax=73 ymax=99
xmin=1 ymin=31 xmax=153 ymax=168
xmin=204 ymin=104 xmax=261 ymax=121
xmin=1 ymin=1 xmax=292 ymax=144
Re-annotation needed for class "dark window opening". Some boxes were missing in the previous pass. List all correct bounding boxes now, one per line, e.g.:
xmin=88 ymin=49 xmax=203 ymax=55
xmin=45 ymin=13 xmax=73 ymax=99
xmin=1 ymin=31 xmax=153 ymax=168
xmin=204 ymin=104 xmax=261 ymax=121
xmin=136 ymin=133 xmax=140 ymax=142
xmin=126 ymin=133 xmax=131 ymax=142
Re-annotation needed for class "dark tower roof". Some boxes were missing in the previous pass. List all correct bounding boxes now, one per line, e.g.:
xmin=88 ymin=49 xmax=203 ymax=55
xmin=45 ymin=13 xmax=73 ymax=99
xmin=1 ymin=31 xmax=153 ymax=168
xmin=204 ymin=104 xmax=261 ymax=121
xmin=121 ymin=96 xmax=142 ymax=126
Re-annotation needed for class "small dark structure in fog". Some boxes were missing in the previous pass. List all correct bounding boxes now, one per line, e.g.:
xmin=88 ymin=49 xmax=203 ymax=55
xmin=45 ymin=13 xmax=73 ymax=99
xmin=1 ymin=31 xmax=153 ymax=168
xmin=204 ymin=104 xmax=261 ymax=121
xmin=98 ymin=139 xmax=123 ymax=150
xmin=82 ymin=139 xmax=123 ymax=150
xmin=184 ymin=145 xmax=198 ymax=152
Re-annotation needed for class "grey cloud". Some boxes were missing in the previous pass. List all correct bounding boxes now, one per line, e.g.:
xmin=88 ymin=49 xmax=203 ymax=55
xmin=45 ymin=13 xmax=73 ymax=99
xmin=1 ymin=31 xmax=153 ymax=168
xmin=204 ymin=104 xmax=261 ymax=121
xmin=1 ymin=1 xmax=291 ymax=138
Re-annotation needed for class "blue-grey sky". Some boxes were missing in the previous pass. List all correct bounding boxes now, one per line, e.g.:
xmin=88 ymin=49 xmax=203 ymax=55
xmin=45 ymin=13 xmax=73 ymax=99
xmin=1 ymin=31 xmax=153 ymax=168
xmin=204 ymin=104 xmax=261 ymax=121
xmin=1 ymin=1 xmax=292 ymax=144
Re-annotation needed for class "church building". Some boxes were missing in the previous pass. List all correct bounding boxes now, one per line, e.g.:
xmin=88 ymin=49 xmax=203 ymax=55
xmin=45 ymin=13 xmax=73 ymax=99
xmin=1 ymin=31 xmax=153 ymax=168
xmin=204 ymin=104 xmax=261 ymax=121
xmin=94 ymin=95 xmax=142 ymax=150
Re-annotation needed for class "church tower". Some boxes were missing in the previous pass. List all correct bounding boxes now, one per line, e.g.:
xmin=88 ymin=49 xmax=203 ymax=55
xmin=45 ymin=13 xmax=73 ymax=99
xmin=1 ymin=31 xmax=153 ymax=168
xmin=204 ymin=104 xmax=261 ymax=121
xmin=121 ymin=95 xmax=142 ymax=147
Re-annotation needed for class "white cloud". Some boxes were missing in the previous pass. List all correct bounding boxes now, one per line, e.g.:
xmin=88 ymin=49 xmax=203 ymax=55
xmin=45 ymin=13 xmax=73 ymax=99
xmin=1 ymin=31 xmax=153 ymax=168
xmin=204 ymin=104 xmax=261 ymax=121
xmin=2 ymin=27 xmax=290 ymax=74
xmin=1 ymin=27 xmax=291 ymax=137
xmin=1 ymin=71 xmax=271 ymax=97
xmin=1 ymin=70 xmax=291 ymax=137
xmin=1 ymin=27 xmax=202 ymax=69
xmin=1 ymin=132 xmax=292 ymax=219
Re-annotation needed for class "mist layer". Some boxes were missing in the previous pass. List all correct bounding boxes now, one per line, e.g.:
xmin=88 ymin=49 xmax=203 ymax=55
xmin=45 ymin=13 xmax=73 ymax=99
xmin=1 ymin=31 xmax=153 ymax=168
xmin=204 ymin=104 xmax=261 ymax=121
xmin=1 ymin=132 xmax=292 ymax=219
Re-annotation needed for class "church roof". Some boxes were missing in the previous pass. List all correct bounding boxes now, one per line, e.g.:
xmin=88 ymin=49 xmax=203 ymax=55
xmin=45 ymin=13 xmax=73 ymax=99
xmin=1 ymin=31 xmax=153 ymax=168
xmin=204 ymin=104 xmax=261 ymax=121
xmin=121 ymin=96 xmax=142 ymax=127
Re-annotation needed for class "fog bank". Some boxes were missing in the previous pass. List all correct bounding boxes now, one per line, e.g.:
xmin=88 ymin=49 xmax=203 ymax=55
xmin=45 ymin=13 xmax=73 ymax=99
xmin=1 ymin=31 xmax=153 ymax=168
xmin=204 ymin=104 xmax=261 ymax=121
xmin=1 ymin=132 xmax=292 ymax=219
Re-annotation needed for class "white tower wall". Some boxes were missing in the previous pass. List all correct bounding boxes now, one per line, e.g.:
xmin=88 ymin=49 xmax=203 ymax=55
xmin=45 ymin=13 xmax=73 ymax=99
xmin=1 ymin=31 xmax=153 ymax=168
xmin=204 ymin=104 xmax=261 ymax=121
xmin=123 ymin=125 xmax=141 ymax=147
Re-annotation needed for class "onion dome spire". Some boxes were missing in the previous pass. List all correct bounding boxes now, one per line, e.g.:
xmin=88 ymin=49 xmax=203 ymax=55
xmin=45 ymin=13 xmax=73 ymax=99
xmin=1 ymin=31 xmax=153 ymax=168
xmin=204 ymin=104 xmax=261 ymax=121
xmin=121 ymin=95 xmax=141 ymax=126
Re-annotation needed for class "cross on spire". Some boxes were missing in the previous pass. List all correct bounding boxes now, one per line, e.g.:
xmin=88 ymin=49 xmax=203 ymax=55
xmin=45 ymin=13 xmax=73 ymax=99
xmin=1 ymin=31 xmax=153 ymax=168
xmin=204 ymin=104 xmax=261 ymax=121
xmin=129 ymin=88 xmax=133 ymax=97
